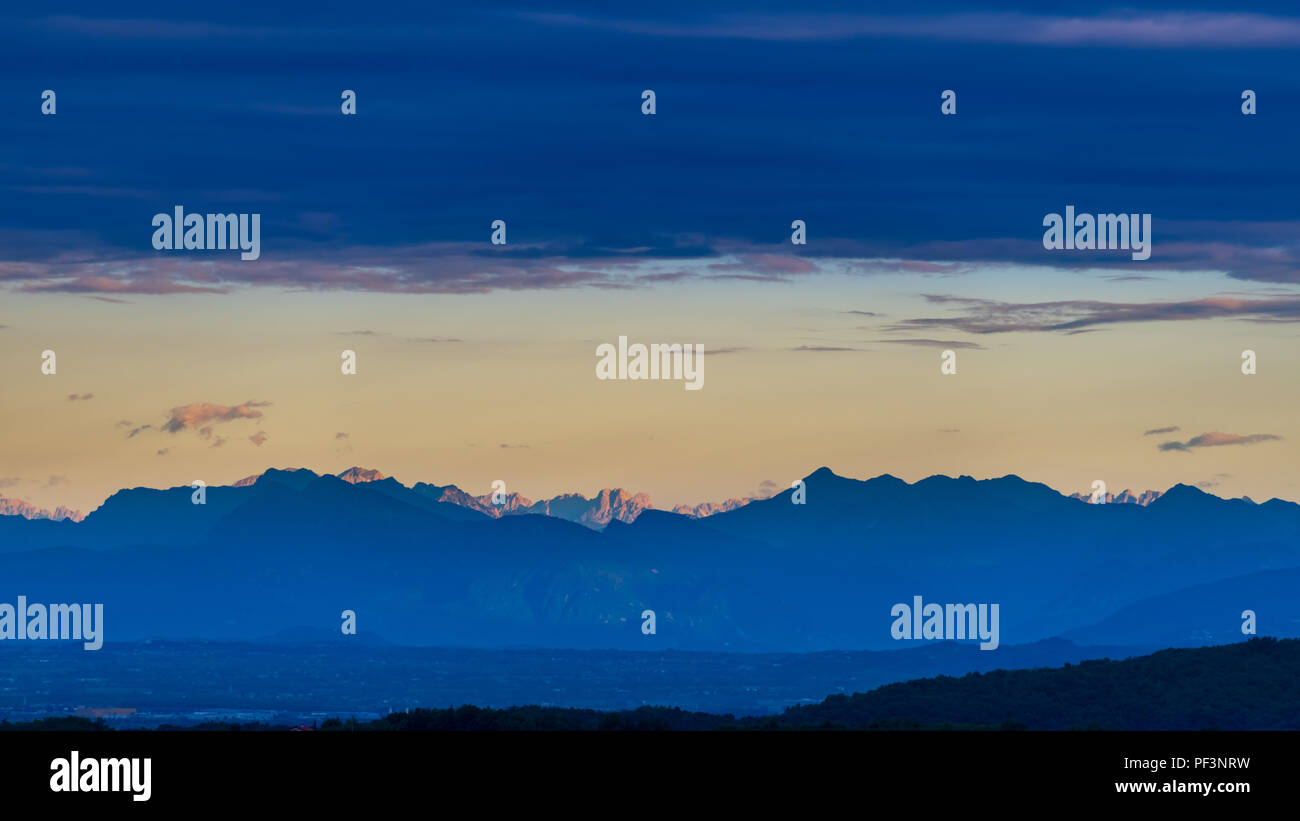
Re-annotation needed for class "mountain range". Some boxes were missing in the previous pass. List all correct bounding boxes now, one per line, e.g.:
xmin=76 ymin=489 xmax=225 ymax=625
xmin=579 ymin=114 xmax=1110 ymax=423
xmin=0 ymin=466 xmax=1295 ymax=656
xmin=233 ymin=466 xmax=663 ymax=529
xmin=0 ymin=466 xmax=1236 ymax=529
xmin=1065 ymin=488 xmax=1166 ymax=505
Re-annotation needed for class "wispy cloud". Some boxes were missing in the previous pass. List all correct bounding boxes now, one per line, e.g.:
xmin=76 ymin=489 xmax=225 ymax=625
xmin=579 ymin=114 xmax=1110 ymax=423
xmin=6 ymin=230 xmax=1300 ymax=296
xmin=335 ymin=432 xmax=352 ymax=456
xmin=871 ymin=338 xmax=984 ymax=350
xmin=1158 ymin=431 xmax=1282 ymax=452
xmin=1144 ymin=425 xmax=1180 ymax=436
xmin=52 ymin=11 xmax=1300 ymax=50
xmin=523 ymin=11 xmax=1300 ymax=48
xmin=892 ymin=295 xmax=1300 ymax=335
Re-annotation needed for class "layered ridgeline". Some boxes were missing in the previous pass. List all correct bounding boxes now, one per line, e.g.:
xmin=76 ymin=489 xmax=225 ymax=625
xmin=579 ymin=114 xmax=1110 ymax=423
xmin=0 ymin=465 xmax=1170 ymax=529
xmin=0 ymin=467 xmax=1296 ymax=652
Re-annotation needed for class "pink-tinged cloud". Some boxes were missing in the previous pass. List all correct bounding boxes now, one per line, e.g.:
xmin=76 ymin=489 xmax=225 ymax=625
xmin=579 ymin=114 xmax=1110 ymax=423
xmin=709 ymin=254 xmax=818 ymax=276
xmin=5 ymin=221 xmax=1300 ymax=298
xmin=5 ymin=247 xmax=612 ymax=296
xmin=66 ymin=393 xmax=93 ymax=401
xmin=249 ymin=431 xmax=269 ymax=446
xmin=162 ymin=400 xmax=271 ymax=434
xmin=1158 ymin=431 xmax=1282 ymax=452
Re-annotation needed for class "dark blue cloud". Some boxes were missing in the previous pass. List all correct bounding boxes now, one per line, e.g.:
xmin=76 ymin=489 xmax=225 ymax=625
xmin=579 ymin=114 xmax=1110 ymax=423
xmin=1 ymin=2 xmax=1299 ymax=288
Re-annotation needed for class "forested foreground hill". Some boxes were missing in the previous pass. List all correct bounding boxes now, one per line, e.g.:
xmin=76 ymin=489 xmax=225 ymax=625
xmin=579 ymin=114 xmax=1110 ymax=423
xmin=779 ymin=637 xmax=1300 ymax=731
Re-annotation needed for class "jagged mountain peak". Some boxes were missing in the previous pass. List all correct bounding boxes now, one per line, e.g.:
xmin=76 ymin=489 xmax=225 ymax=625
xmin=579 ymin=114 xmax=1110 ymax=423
xmin=232 ymin=467 xmax=314 ymax=487
xmin=337 ymin=466 xmax=387 ymax=484
xmin=0 ymin=494 xmax=83 ymax=523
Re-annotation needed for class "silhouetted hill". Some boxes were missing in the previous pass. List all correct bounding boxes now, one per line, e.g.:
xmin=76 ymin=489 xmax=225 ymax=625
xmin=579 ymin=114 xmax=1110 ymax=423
xmin=778 ymin=637 xmax=1300 ymax=730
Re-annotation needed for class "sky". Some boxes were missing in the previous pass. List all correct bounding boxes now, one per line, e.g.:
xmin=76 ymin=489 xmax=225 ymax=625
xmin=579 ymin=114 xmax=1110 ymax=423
xmin=2 ymin=1 xmax=1300 ymax=514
